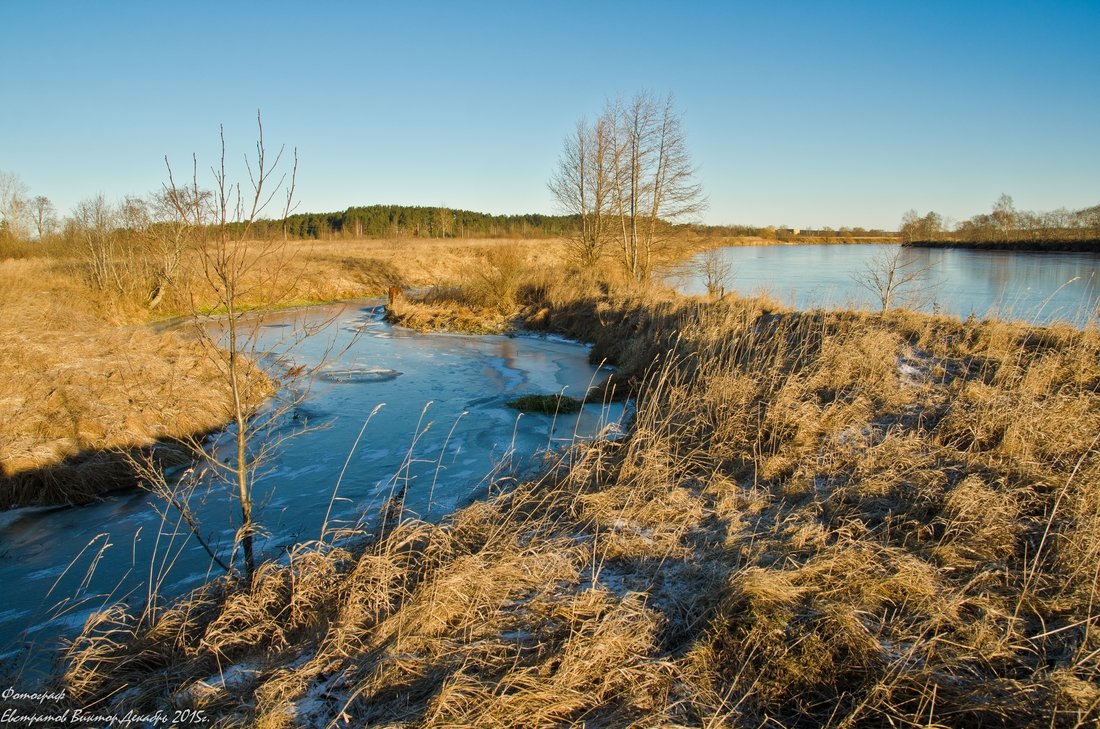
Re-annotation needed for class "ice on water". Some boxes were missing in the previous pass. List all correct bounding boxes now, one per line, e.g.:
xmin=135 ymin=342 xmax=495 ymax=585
xmin=0 ymin=302 xmax=626 ymax=661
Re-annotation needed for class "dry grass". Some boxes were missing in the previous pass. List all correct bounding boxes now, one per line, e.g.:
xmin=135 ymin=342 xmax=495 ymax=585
xmin=0 ymin=259 xmax=234 ymax=506
xmin=49 ymin=288 xmax=1100 ymax=727
xmin=383 ymin=239 xmax=571 ymax=334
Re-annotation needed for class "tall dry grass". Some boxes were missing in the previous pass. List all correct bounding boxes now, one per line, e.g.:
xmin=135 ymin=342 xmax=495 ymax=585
xmin=51 ymin=290 xmax=1100 ymax=726
xmin=0 ymin=258 xmax=232 ymax=506
xmin=383 ymin=239 xmax=574 ymax=334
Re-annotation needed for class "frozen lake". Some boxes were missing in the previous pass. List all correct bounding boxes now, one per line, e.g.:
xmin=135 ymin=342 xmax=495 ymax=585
xmin=668 ymin=243 xmax=1100 ymax=325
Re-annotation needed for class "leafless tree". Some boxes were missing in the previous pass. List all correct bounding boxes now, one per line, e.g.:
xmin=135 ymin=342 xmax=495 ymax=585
xmin=117 ymin=195 xmax=156 ymax=292
xmin=146 ymin=186 xmax=210 ymax=309
xmin=899 ymin=209 xmax=944 ymax=244
xmin=548 ymin=116 xmax=615 ymax=267
xmin=992 ymin=193 xmax=1016 ymax=242
xmin=160 ymin=112 xmax=301 ymax=580
xmin=71 ymin=194 xmax=122 ymax=292
xmin=434 ymin=205 xmax=453 ymax=239
xmin=899 ymin=209 xmax=921 ymax=243
xmin=550 ymin=93 xmax=705 ymax=278
xmin=30 ymin=195 xmax=58 ymax=239
xmin=69 ymin=194 xmax=163 ymax=298
xmin=0 ymin=170 xmax=29 ymax=242
xmin=854 ymin=246 xmax=936 ymax=313
xmin=698 ymin=248 xmax=733 ymax=300
xmin=608 ymin=92 xmax=706 ymax=282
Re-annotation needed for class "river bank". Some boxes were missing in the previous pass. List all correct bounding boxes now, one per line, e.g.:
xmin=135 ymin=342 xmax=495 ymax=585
xmin=0 ymin=285 xmax=239 ymax=508
xmin=1 ymin=232 xmax=890 ymax=507
xmin=42 ymin=286 xmax=1100 ymax=727
xmin=907 ymin=238 xmax=1100 ymax=253
xmin=6 ymin=236 xmax=1100 ymax=725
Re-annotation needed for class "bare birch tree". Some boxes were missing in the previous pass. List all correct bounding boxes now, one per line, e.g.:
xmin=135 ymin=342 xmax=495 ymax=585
xmin=550 ymin=93 xmax=704 ymax=277
xmin=854 ymin=246 xmax=936 ymax=313
xmin=992 ymin=193 xmax=1016 ymax=242
xmin=699 ymin=248 xmax=733 ymax=299
xmin=146 ymin=186 xmax=210 ymax=310
xmin=548 ymin=116 xmax=614 ymax=267
xmin=434 ymin=205 xmax=453 ymax=239
xmin=71 ymin=194 xmax=121 ymax=292
xmin=608 ymin=92 xmax=705 ymax=282
xmin=31 ymin=195 xmax=58 ymax=239
xmin=0 ymin=171 xmax=29 ymax=242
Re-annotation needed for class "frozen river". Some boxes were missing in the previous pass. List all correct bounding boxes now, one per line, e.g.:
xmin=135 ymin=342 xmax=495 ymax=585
xmin=0 ymin=302 xmax=624 ymax=675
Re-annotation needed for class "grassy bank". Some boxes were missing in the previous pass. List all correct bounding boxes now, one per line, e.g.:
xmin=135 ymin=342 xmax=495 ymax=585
xmin=907 ymin=239 xmax=1100 ymax=253
xmin=46 ymin=288 xmax=1100 ymax=727
xmin=0 ymin=258 xmax=235 ymax=507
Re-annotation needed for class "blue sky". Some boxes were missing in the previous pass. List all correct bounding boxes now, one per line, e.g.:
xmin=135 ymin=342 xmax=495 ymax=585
xmin=2 ymin=1 xmax=1098 ymax=229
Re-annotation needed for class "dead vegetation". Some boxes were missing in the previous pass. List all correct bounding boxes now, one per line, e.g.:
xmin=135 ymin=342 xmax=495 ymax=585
xmin=384 ymin=240 xmax=568 ymax=334
xmin=49 ymin=289 xmax=1100 ymax=727
xmin=0 ymin=259 xmax=232 ymax=506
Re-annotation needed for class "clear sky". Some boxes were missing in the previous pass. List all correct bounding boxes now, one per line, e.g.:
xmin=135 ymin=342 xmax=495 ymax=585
xmin=2 ymin=0 xmax=1098 ymax=230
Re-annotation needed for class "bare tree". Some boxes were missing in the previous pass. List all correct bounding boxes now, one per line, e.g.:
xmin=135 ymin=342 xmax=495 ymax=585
xmin=162 ymin=112 xmax=299 ymax=580
xmin=854 ymin=246 xmax=936 ymax=313
xmin=146 ymin=186 xmax=210 ymax=309
xmin=922 ymin=211 xmax=943 ymax=241
xmin=899 ymin=209 xmax=943 ymax=244
xmin=0 ymin=171 xmax=29 ymax=242
xmin=992 ymin=193 xmax=1016 ymax=242
xmin=30 ymin=195 xmax=58 ymax=239
xmin=608 ymin=92 xmax=705 ymax=282
xmin=698 ymin=248 xmax=733 ymax=300
xmin=117 ymin=195 xmax=155 ymax=294
xmin=69 ymin=194 xmax=161 ymax=299
xmin=71 ymin=194 xmax=122 ymax=292
xmin=548 ymin=116 xmax=615 ymax=267
xmin=899 ymin=209 xmax=921 ymax=244
xmin=550 ymin=93 xmax=705 ymax=278
xmin=434 ymin=205 xmax=453 ymax=238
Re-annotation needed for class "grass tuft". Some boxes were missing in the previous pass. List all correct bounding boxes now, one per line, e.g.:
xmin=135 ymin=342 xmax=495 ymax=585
xmin=505 ymin=393 xmax=585 ymax=414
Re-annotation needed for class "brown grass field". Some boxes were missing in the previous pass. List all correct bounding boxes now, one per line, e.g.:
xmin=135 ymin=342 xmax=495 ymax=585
xmin=3 ymin=235 xmax=1100 ymax=726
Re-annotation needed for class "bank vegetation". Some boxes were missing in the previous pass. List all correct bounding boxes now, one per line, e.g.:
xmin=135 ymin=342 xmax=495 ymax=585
xmin=900 ymin=195 xmax=1100 ymax=251
xmin=0 ymin=228 xmax=569 ymax=508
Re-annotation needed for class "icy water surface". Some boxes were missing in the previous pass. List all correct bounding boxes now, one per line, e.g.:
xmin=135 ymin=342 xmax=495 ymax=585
xmin=0 ymin=302 xmax=624 ymax=673
xmin=668 ymin=244 xmax=1100 ymax=325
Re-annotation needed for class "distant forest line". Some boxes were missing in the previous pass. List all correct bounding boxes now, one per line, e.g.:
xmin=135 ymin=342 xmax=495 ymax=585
xmin=898 ymin=195 xmax=1100 ymax=250
xmin=250 ymin=205 xmax=897 ymax=242
xmin=906 ymin=239 xmax=1100 ymax=253
xmin=272 ymin=205 xmax=573 ymax=240
xmin=185 ymin=196 xmax=1100 ymax=247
